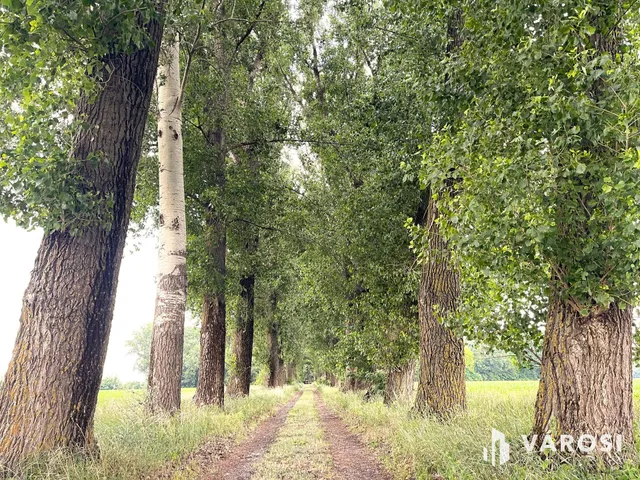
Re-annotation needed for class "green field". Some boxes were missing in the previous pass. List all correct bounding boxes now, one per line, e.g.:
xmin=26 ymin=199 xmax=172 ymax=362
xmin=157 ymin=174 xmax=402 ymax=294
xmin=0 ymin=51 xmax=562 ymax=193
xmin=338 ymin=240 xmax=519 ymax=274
xmin=321 ymin=381 xmax=640 ymax=480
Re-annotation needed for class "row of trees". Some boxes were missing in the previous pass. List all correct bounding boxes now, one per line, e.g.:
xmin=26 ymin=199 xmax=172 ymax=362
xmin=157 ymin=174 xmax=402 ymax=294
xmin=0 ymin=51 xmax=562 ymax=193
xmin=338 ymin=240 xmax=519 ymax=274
xmin=1 ymin=0 xmax=639 ymax=471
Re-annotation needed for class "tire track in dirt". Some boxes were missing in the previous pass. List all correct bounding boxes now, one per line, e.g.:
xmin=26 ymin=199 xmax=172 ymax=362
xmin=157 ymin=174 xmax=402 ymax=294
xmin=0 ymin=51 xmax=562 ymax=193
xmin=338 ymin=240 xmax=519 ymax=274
xmin=314 ymin=390 xmax=393 ymax=480
xmin=199 ymin=390 xmax=303 ymax=480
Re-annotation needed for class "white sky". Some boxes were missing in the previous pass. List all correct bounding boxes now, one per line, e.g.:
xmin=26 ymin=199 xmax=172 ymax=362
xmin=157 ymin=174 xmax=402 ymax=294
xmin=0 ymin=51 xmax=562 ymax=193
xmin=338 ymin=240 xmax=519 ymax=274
xmin=0 ymin=219 xmax=158 ymax=382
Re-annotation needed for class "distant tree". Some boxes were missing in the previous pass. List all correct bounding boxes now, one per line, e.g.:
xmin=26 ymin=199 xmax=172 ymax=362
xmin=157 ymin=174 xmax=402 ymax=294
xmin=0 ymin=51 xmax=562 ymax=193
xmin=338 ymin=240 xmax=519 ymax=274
xmin=469 ymin=346 xmax=540 ymax=382
xmin=122 ymin=381 xmax=145 ymax=390
xmin=127 ymin=323 xmax=201 ymax=388
xmin=100 ymin=376 xmax=122 ymax=391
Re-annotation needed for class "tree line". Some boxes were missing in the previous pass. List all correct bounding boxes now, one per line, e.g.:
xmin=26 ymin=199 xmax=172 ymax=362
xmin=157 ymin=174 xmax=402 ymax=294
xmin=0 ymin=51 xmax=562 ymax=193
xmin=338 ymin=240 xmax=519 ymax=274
xmin=1 ymin=0 xmax=639 ymax=471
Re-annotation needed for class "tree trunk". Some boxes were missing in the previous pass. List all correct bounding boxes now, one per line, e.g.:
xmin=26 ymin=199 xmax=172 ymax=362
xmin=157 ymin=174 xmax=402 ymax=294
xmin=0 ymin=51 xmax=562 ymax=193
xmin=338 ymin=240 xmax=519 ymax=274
xmin=532 ymin=300 xmax=633 ymax=451
xmin=0 ymin=20 xmax=163 ymax=470
xmin=148 ymin=35 xmax=187 ymax=414
xmin=226 ymin=274 xmax=255 ymax=396
xmin=267 ymin=322 xmax=286 ymax=388
xmin=285 ymin=363 xmax=296 ymax=383
xmin=267 ymin=293 xmax=285 ymax=388
xmin=194 ymin=209 xmax=227 ymax=407
xmin=531 ymin=2 xmax=634 ymax=456
xmin=195 ymin=291 xmax=226 ymax=407
xmin=341 ymin=366 xmax=358 ymax=392
xmin=414 ymin=195 xmax=466 ymax=416
xmin=384 ymin=359 xmax=416 ymax=405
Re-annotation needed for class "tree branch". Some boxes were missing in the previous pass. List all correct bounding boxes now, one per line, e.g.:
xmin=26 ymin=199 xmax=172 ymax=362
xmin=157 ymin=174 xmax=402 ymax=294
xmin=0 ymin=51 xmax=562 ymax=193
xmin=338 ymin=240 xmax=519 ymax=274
xmin=233 ymin=0 xmax=267 ymax=58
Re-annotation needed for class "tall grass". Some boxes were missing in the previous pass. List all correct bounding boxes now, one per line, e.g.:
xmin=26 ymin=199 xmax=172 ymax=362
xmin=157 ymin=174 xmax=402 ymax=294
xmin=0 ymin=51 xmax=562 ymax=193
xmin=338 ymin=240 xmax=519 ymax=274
xmin=12 ymin=385 xmax=299 ymax=479
xmin=321 ymin=381 xmax=640 ymax=480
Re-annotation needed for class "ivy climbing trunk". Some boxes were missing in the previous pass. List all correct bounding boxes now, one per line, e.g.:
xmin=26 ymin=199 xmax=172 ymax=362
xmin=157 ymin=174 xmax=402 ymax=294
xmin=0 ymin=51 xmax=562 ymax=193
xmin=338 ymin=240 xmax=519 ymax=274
xmin=532 ymin=300 xmax=633 ymax=450
xmin=414 ymin=195 xmax=466 ymax=416
xmin=148 ymin=35 xmax=187 ymax=414
xmin=227 ymin=274 xmax=256 ymax=396
xmin=384 ymin=359 xmax=416 ymax=405
xmin=0 ymin=18 xmax=163 ymax=471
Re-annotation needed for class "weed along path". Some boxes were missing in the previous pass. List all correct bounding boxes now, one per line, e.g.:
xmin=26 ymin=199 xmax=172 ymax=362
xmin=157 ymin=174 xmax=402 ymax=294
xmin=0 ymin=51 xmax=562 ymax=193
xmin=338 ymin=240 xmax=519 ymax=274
xmin=314 ymin=390 xmax=393 ymax=480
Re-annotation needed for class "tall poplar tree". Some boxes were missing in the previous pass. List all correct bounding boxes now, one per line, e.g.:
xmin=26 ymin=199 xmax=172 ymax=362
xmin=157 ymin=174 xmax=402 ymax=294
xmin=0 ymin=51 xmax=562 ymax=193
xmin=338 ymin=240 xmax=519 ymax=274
xmin=148 ymin=34 xmax=188 ymax=414
xmin=0 ymin=1 xmax=164 ymax=469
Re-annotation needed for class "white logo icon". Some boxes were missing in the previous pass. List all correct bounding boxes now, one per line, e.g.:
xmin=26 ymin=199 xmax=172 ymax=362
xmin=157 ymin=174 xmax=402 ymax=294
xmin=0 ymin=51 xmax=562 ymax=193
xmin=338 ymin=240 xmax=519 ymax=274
xmin=483 ymin=428 xmax=510 ymax=466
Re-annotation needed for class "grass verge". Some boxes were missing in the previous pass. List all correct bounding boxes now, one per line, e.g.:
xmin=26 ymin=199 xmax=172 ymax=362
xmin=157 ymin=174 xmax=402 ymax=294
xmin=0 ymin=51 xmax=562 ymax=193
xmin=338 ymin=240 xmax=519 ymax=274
xmin=13 ymin=385 xmax=299 ymax=480
xmin=320 ymin=381 xmax=640 ymax=480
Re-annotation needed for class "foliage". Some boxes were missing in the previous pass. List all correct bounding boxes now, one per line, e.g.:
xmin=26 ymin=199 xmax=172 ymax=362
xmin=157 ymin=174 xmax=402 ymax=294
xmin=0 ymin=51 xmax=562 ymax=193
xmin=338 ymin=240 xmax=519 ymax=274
xmin=0 ymin=0 xmax=159 ymax=233
xmin=469 ymin=347 xmax=540 ymax=382
xmin=121 ymin=381 xmax=145 ymax=390
xmin=99 ymin=376 xmax=122 ymax=391
xmin=397 ymin=1 xmax=640 ymax=357
xmin=277 ymin=0 xmax=428 ymax=382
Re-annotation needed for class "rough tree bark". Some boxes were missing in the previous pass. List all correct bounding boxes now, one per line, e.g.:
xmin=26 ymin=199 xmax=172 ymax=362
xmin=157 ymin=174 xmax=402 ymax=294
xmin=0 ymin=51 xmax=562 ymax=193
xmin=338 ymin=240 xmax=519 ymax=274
xmin=148 ymin=35 xmax=187 ymax=414
xmin=0 ymin=19 xmax=163 ymax=470
xmin=194 ymin=211 xmax=227 ymax=407
xmin=532 ymin=301 xmax=633 ymax=448
xmin=192 ymin=2 xmax=235 ymax=405
xmin=194 ymin=125 xmax=228 ymax=407
xmin=384 ymin=359 xmax=416 ymax=405
xmin=225 ymin=45 xmax=264 ymax=398
xmin=227 ymin=274 xmax=256 ymax=396
xmin=413 ymin=9 xmax=466 ymax=418
xmin=414 ymin=193 xmax=466 ymax=416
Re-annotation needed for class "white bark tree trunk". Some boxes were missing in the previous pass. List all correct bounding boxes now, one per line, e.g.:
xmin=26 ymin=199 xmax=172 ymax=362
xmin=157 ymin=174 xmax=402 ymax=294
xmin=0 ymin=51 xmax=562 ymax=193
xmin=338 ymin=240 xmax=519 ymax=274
xmin=148 ymin=36 xmax=188 ymax=413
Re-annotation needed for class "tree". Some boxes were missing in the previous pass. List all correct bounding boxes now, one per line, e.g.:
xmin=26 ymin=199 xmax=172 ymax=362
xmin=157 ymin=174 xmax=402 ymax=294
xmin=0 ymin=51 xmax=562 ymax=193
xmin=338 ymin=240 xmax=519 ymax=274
xmin=392 ymin=5 xmax=468 ymax=417
xmin=266 ymin=293 xmax=286 ymax=387
xmin=289 ymin=0 xmax=425 ymax=401
xmin=100 ymin=376 xmax=123 ymax=391
xmin=176 ymin=0 xmax=292 ymax=401
xmin=418 ymin=0 xmax=640 ymax=452
xmin=127 ymin=323 xmax=201 ymax=388
xmin=148 ymin=34 xmax=188 ymax=414
xmin=0 ymin=2 xmax=164 ymax=469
